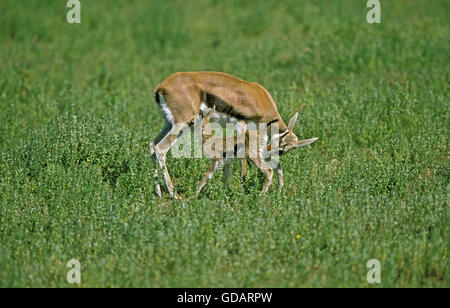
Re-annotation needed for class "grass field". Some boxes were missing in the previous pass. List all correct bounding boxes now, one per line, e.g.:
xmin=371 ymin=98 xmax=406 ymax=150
xmin=0 ymin=0 xmax=448 ymax=287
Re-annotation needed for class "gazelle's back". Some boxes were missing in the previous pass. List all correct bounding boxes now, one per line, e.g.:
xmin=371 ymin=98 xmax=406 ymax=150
xmin=154 ymin=72 xmax=286 ymax=129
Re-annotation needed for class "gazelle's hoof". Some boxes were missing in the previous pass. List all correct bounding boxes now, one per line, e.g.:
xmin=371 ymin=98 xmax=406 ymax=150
xmin=155 ymin=186 xmax=162 ymax=198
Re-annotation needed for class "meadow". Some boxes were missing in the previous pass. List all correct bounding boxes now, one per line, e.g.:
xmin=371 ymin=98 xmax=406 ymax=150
xmin=0 ymin=0 xmax=448 ymax=287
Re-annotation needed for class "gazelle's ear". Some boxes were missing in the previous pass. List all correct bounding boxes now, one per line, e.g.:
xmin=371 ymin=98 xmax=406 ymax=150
xmin=204 ymin=105 xmax=216 ymax=121
xmin=296 ymin=137 xmax=318 ymax=147
xmin=272 ymin=130 xmax=289 ymax=140
xmin=287 ymin=112 xmax=299 ymax=132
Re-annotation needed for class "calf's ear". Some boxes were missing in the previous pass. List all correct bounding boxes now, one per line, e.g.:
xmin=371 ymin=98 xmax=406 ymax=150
xmin=204 ymin=105 xmax=216 ymax=121
xmin=287 ymin=112 xmax=299 ymax=132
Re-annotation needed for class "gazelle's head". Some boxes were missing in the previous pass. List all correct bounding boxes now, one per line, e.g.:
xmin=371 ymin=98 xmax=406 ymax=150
xmin=272 ymin=112 xmax=318 ymax=156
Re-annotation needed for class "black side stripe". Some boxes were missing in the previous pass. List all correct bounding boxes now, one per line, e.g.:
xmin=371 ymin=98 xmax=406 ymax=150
xmin=267 ymin=119 xmax=279 ymax=126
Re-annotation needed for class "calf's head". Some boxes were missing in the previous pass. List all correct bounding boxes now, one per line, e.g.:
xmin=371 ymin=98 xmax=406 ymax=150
xmin=272 ymin=112 xmax=318 ymax=156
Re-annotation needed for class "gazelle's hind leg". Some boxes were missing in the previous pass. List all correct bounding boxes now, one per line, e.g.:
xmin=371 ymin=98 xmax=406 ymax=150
xmin=154 ymin=123 xmax=187 ymax=199
xmin=236 ymin=120 xmax=247 ymax=182
xmin=150 ymin=121 xmax=172 ymax=197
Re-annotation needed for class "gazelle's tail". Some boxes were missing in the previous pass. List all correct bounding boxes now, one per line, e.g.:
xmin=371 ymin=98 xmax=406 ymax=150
xmin=153 ymin=86 xmax=168 ymax=105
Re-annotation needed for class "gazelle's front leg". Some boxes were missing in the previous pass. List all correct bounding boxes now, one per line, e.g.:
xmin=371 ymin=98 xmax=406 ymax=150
xmin=249 ymin=156 xmax=274 ymax=195
xmin=240 ymin=159 xmax=247 ymax=182
xmin=223 ymin=159 xmax=233 ymax=188
xmin=197 ymin=159 xmax=222 ymax=194
xmin=275 ymin=164 xmax=284 ymax=192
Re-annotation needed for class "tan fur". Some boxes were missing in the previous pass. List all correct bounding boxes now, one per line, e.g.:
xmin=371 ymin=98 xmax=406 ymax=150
xmin=154 ymin=72 xmax=287 ymax=128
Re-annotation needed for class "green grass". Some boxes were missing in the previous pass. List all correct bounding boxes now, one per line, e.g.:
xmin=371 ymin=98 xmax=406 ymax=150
xmin=0 ymin=0 xmax=448 ymax=287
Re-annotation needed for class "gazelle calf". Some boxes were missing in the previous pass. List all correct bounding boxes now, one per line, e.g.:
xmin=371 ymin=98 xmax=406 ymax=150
xmin=149 ymin=71 xmax=317 ymax=198
xmin=198 ymin=106 xmax=318 ymax=195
